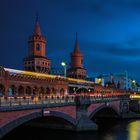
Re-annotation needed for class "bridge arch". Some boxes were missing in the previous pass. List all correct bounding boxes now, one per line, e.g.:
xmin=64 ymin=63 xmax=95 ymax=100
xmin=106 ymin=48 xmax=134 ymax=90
xmin=44 ymin=110 xmax=76 ymax=126
xmin=89 ymin=105 xmax=120 ymax=119
xmin=0 ymin=111 xmax=42 ymax=139
xmin=0 ymin=110 xmax=76 ymax=138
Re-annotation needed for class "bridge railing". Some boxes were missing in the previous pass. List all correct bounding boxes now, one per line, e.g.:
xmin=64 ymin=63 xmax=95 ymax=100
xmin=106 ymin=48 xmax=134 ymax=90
xmin=0 ymin=95 xmax=76 ymax=107
xmin=89 ymin=93 xmax=130 ymax=102
xmin=0 ymin=93 xmax=130 ymax=107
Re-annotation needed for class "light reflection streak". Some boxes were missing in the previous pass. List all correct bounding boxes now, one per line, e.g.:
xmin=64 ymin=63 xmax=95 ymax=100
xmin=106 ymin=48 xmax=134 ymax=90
xmin=4 ymin=67 xmax=94 ymax=84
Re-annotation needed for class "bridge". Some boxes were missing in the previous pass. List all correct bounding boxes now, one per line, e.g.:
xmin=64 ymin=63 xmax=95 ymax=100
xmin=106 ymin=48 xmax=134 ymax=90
xmin=0 ymin=93 xmax=130 ymax=138
xmin=0 ymin=67 xmax=134 ymax=138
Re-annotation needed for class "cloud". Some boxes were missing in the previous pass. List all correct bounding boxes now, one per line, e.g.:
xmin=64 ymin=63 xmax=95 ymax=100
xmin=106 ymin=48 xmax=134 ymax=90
xmin=81 ymin=35 xmax=140 ymax=60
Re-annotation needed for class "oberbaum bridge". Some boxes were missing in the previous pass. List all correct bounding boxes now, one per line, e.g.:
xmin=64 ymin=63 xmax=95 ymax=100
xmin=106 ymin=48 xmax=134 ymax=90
xmin=0 ymin=17 xmax=139 ymax=138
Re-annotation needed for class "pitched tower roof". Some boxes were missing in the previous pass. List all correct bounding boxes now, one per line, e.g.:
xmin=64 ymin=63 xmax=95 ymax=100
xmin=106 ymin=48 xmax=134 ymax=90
xmin=33 ymin=14 xmax=42 ymax=36
xmin=73 ymin=32 xmax=83 ymax=55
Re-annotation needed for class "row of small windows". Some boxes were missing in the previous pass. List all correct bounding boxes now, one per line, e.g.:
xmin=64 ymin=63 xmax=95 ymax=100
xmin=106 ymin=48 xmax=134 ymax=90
xmin=24 ymin=66 xmax=50 ymax=71
xmin=24 ymin=61 xmax=50 ymax=66
xmin=68 ymin=71 xmax=86 ymax=75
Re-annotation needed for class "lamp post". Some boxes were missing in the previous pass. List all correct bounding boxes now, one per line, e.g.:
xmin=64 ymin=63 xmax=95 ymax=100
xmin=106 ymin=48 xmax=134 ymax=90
xmin=132 ymin=80 xmax=136 ymax=91
xmin=61 ymin=62 xmax=67 ymax=77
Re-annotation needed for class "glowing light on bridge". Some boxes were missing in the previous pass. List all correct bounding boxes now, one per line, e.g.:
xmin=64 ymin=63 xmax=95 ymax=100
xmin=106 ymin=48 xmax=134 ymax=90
xmin=130 ymin=95 xmax=140 ymax=99
xmin=4 ymin=68 xmax=94 ymax=84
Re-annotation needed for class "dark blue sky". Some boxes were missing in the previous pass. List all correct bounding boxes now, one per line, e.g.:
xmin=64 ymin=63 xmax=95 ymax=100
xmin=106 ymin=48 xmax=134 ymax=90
xmin=0 ymin=0 xmax=140 ymax=82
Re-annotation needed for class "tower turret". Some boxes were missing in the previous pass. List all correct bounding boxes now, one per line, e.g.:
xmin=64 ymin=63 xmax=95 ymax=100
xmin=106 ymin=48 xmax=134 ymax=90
xmin=67 ymin=32 xmax=86 ymax=79
xmin=23 ymin=15 xmax=51 ymax=73
xmin=71 ymin=32 xmax=83 ymax=68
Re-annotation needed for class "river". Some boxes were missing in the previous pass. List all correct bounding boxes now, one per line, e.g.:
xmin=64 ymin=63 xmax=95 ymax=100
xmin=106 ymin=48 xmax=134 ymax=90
xmin=2 ymin=119 xmax=140 ymax=140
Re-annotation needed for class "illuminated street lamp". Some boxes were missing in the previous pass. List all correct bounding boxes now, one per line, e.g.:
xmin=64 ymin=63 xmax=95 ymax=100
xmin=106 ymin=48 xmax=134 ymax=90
xmin=61 ymin=61 xmax=67 ymax=77
xmin=132 ymin=80 xmax=136 ymax=84
xmin=73 ymin=88 xmax=76 ymax=94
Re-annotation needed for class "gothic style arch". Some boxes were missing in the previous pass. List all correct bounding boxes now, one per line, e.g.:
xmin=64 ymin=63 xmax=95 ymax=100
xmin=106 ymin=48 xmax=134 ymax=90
xmin=26 ymin=86 xmax=32 ymax=95
xmin=0 ymin=84 xmax=5 ymax=96
xmin=18 ymin=86 xmax=24 ymax=96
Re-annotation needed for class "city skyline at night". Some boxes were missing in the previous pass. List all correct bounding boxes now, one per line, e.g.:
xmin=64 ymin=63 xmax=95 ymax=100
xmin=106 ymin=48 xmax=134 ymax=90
xmin=0 ymin=0 xmax=140 ymax=83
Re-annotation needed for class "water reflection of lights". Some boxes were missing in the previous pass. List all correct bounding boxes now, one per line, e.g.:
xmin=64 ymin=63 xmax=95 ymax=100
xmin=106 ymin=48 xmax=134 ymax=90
xmin=128 ymin=120 xmax=140 ymax=140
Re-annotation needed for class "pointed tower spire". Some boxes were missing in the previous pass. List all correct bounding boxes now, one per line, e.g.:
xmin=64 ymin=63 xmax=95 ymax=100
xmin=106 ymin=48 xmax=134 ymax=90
xmin=73 ymin=32 xmax=82 ymax=54
xmin=67 ymin=32 xmax=87 ymax=79
xmin=34 ymin=13 xmax=42 ymax=36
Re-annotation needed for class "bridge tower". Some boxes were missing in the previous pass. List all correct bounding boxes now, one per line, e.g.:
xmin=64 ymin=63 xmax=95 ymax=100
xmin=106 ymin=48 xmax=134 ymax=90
xmin=67 ymin=32 xmax=86 ymax=79
xmin=23 ymin=15 xmax=51 ymax=73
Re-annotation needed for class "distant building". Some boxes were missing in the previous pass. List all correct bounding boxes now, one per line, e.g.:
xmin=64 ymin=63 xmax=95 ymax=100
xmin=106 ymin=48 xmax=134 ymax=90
xmin=96 ymin=72 xmax=138 ymax=91
xmin=86 ymin=77 xmax=104 ymax=86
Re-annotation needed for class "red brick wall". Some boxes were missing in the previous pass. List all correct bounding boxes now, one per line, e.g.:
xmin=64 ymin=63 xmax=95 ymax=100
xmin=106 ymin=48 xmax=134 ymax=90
xmin=88 ymin=100 xmax=120 ymax=115
xmin=44 ymin=106 xmax=76 ymax=118
xmin=88 ymin=102 xmax=105 ymax=114
xmin=0 ymin=109 xmax=41 ymax=127
xmin=109 ymin=100 xmax=120 ymax=113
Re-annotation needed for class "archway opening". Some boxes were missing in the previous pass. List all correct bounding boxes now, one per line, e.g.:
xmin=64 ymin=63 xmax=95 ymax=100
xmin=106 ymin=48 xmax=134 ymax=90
xmin=26 ymin=86 xmax=31 ymax=96
xmin=0 ymin=84 xmax=5 ymax=96
xmin=60 ymin=88 xmax=65 ymax=95
xmin=18 ymin=86 xmax=24 ymax=96
xmin=10 ymin=85 xmax=16 ymax=96
xmin=25 ymin=116 xmax=75 ymax=130
xmin=2 ymin=115 xmax=76 ymax=140
xmin=33 ymin=86 xmax=38 ymax=96
xmin=46 ymin=87 xmax=50 ymax=95
xmin=90 ymin=107 xmax=120 ymax=130
xmin=39 ymin=87 xmax=44 ymax=96
xmin=51 ymin=88 xmax=56 ymax=95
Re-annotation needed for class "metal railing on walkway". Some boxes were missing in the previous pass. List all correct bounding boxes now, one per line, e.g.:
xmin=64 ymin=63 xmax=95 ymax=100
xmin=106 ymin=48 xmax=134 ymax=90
xmin=0 ymin=93 xmax=130 ymax=108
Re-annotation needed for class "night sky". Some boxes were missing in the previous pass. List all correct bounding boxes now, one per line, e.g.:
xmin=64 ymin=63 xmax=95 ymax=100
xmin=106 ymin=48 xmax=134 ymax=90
xmin=0 ymin=0 xmax=140 ymax=83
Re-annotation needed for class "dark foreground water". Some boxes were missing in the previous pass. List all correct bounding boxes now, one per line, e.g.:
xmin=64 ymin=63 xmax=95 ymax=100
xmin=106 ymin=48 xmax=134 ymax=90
xmin=2 ymin=119 xmax=140 ymax=140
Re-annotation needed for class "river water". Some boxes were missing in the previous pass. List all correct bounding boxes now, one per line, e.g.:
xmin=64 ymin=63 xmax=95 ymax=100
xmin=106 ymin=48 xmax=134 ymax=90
xmin=2 ymin=119 xmax=140 ymax=140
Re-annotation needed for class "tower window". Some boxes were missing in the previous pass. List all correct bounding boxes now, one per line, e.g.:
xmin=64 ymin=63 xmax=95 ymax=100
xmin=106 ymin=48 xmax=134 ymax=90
xmin=36 ymin=44 xmax=40 ymax=51
xmin=81 ymin=59 xmax=83 ymax=64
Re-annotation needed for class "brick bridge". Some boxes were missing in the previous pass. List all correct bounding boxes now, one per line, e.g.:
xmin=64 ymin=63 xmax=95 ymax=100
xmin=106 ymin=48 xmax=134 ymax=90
xmin=0 ymin=94 xmax=130 ymax=138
